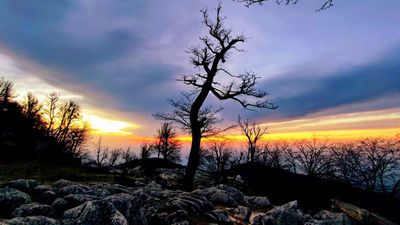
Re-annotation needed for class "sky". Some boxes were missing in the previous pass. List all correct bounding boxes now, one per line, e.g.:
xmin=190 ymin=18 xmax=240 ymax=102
xmin=0 ymin=0 xmax=399 ymax=150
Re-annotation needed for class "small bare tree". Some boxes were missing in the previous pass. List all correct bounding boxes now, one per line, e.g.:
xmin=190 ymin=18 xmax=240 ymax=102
xmin=261 ymin=142 xmax=289 ymax=169
xmin=201 ymin=140 xmax=232 ymax=175
xmin=95 ymin=137 xmax=109 ymax=167
xmin=22 ymin=92 xmax=43 ymax=128
xmin=153 ymin=123 xmax=182 ymax=163
xmin=238 ymin=116 xmax=268 ymax=163
xmin=140 ymin=143 xmax=153 ymax=160
xmin=295 ymin=137 xmax=334 ymax=177
xmin=108 ymin=148 xmax=122 ymax=167
xmin=45 ymin=92 xmax=59 ymax=136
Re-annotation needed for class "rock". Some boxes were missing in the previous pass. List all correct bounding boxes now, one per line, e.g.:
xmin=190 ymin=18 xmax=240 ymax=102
xmin=234 ymin=205 xmax=251 ymax=220
xmin=105 ymin=193 xmax=146 ymax=225
xmin=168 ymin=210 xmax=190 ymax=224
xmin=51 ymin=180 xmax=76 ymax=189
xmin=84 ymin=186 xmax=112 ymax=198
xmin=244 ymin=196 xmax=272 ymax=209
xmin=313 ymin=210 xmax=352 ymax=225
xmin=146 ymin=212 xmax=169 ymax=225
xmin=166 ymin=193 xmax=213 ymax=215
xmin=33 ymin=185 xmax=57 ymax=204
xmin=251 ymin=201 xmax=304 ymax=225
xmin=57 ymin=184 xmax=89 ymax=196
xmin=51 ymin=198 xmax=70 ymax=217
xmin=3 ymin=216 xmax=60 ymax=225
xmin=0 ymin=187 xmax=32 ymax=218
xmin=145 ymin=181 xmax=163 ymax=191
xmin=193 ymin=184 xmax=243 ymax=207
xmin=63 ymin=199 xmax=128 ymax=225
xmin=171 ymin=221 xmax=190 ymax=225
xmin=206 ymin=209 xmax=233 ymax=224
xmin=7 ymin=179 xmax=40 ymax=195
xmin=235 ymin=175 xmax=245 ymax=185
xmin=64 ymin=194 xmax=100 ymax=206
xmin=249 ymin=212 xmax=265 ymax=224
xmin=11 ymin=203 xmax=54 ymax=217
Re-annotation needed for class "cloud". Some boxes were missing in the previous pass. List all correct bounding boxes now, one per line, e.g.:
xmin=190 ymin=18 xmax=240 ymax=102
xmin=259 ymin=48 xmax=400 ymax=119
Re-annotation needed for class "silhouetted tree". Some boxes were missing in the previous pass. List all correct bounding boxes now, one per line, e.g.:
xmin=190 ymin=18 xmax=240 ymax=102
xmin=261 ymin=142 xmax=289 ymax=169
xmin=153 ymin=123 xmax=182 ymax=163
xmin=0 ymin=77 xmax=15 ymax=110
xmin=95 ymin=137 xmax=109 ymax=167
xmin=295 ymin=137 xmax=334 ymax=177
xmin=108 ymin=148 xmax=122 ymax=167
xmin=155 ymin=3 xmax=276 ymax=190
xmin=140 ymin=143 xmax=153 ymax=160
xmin=201 ymin=140 xmax=232 ymax=176
xmin=46 ymin=92 xmax=59 ymax=136
xmin=22 ymin=92 xmax=44 ymax=129
xmin=238 ymin=116 xmax=268 ymax=163
xmin=235 ymin=0 xmax=334 ymax=11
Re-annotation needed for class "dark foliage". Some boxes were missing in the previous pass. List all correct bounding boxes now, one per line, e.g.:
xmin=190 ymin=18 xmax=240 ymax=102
xmin=0 ymin=78 xmax=88 ymax=165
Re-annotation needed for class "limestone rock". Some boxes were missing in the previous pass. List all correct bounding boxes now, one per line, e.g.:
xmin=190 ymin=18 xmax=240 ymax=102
xmin=0 ymin=187 xmax=32 ymax=218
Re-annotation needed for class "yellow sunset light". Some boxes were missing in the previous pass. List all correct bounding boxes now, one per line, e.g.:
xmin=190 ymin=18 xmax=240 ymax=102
xmin=86 ymin=115 xmax=134 ymax=135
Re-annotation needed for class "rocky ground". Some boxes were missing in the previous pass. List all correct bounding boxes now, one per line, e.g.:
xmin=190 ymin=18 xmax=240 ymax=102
xmin=0 ymin=178 xmax=358 ymax=225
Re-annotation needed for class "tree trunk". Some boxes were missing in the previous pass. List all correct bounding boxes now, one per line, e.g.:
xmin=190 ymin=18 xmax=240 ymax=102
xmin=183 ymin=124 xmax=202 ymax=190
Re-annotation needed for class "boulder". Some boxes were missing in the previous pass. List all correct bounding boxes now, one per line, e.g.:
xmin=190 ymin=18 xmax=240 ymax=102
xmin=0 ymin=187 xmax=32 ymax=218
xmin=11 ymin=203 xmax=54 ymax=217
xmin=33 ymin=185 xmax=57 ymax=204
xmin=57 ymin=184 xmax=89 ymax=196
xmin=63 ymin=199 xmax=128 ymax=225
xmin=234 ymin=205 xmax=251 ymax=221
xmin=244 ymin=196 xmax=272 ymax=209
xmin=7 ymin=179 xmax=40 ymax=195
xmin=166 ymin=193 xmax=213 ymax=215
xmin=206 ymin=209 xmax=234 ymax=224
xmin=51 ymin=180 xmax=76 ymax=189
xmin=105 ymin=193 xmax=146 ymax=225
xmin=168 ymin=210 xmax=190 ymax=224
xmin=313 ymin=210 xmax=352 ymax=225
xmin=51 ymin=197 xmax=70 ymax=217
xmin=251 ymin=201 xmax=304 ymax=225
xmin=146 ymin=212 xmax=169 ymax=225
xmin=3 ymin=216 xmax=60 ymax=225
xmin=193 ymin=184 xmax=244 ymax=207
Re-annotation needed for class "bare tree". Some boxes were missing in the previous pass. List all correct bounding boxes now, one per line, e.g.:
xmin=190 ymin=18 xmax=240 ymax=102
xmin=46 ymin=92 xmax=59 ymax=136
xmin=22 ymin=92 xmax=43 ymax=129
xmin=153 ymin=123 xmax=182 ymax=163
xmin=95 ymin=137 xmax=109 ymax=167
xmin=122 ymin=147 xmax=137 ymax=163
xmin=54 ymin=100 xmax=81 ymax=144
xmin=235 ymin=0 xmax=334 ymax=11
xmin=238 ymin=116 xmax=268 ymax=163
xmin=108 ymin=148 xmax=122 ymax=167
xmin=295 ymin=137 xmax=334 ymax=177
xmin=331 ymin=138 xmax=400 ymax=193
xmin=201 ymin=140 xmax=232 ymax=175
xmin=140 ymin=143 xmax=153 ymax=160
xmin=261 ymin=142 xmax=289 ymax=169
xmin=0 ymin=77 xmax=15 ymax=109
xmin=155 ymin=4 xmax=276 ymax=189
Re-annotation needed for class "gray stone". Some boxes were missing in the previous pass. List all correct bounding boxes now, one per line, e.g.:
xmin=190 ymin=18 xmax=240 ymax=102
xmin=168 ymin=210 xmax=190 ymax=224
xmin=7 ymin=179 xmax=40 ymax=195
xmin=0 ymin=187 xmax=32 ymax=218
xmin=3 ymin=216 xmax=60 ymax=225
xmin=245 ymin=196 xmax=272 ymax=209
xmin=251 ymin=201 xmax=304 ymax=225
xmin=105 ymin=193 xmax=146 ymax=225
xmin=313 ymin=210 xmax=352 ymax=225
xmin=33 ymin=185 xmax=56 ymax=204
xmin=234 ymin=205 xmax=251 ymax=220
xmin=166 ymin=193 xmax=213 ymax=215
xmin=57 ymin=184 xmax=89 ymax=196
xmin=63 ymin=199 xmax=128 ymax=225
xmin=11 ymin=203 xmax=53 ymax=217
xmin=51 ymin=180 xmax=76 ymax=189
xmin=206 ymin=209 xmax=233 ymax=224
